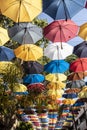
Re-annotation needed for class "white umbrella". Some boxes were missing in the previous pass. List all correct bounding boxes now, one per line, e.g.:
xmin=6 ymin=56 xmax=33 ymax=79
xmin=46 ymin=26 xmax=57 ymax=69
xmin=44 ymin=42 xmax=73 ymax=60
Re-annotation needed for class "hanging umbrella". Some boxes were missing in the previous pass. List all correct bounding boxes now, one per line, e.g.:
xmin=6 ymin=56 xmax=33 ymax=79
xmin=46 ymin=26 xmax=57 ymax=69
xmin=45 ymin=73 xmax=67 ymax=82
xmin=10 ymin=83 xmax=28 ymax=95
xmin=47 ymin=82 xmax=66 ymax=89
xmin=43 ymin=0 xmax=86 ymax=20
xmin=14 ymin=44 xmax=43 ymax=61
xmin=44 ymin=42 xmax=73 ymax=60
xmin=43 ymin=19 xmax=79 ymax=43
xmin=23 ymin=74 xmax=45 ymax=84
xmin=0 ymin=46 xmax=15 ymax=61
xmin=0 ymin=27 xmax=9 ymax=45
xmin=67 ymin=72 xmax=87 ymax=81
xmin=62 ymin=99 xmax=76 ymax=105
xmin=78 ymin=22 xmax=87 ymax=41
xmin=70 ymin=58 xmax=87 ymax=72
xmin=66 ymin=80 xmax=85 ymax=89
xmin=73 ymin=41 xmax=87 ymax=58
xmin=27 ymin=83 xmax=45 ymax=93
xmin=22 ymin=61 xmax=43 ymax=74
xmin=62 ymin=93 xmax=78 ymax=99
xmin=8 ymin=22 xmax=43 ymax=44
xmin=1 ymin=0 xmax=42 ymax=22
xmin=44 ymin=60 xmax=70 ymax=73
xmin=78 ymin=90 xmax=87 ymax=98
xmin=65 ymin=88 xmax=81 ymax=94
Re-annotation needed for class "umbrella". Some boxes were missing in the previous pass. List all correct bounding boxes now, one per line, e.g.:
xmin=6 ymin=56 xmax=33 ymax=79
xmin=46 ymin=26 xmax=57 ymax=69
xmin=62 ymin=93 xmax=78 ymax=99
xmin=70 ymin=58 xmax=87 ymax=72
xmin=10 ymin=83 xmax=28 ymax=95
xmin=8 ymin=22 xmax=43 ymax=44
xmin=62 ymin=99 xmax=76 ymax=105
xmin=43 ymin=19 xmax=79 ymax=43
xmin=65 ymin=88 xmax=81 ymax=94
xmin=67 ymin=72 xmax=87 ymax=81
xmin=45 ymin=73 xmax=67 ymax=82
xmin=78 ymin=91 xmax=87 ymax=98
xmin=73 ymin=41 xmax=87 ymax=58
xmin=0 ymin=27 xmax=9 ymax=45
xmin=23 ymin=74 xmax=45 ymax=84
xmin=44 ymin=42 xmax=73 ymax=60
xmin=66 ymin=80 xmax=85 ymax=89
xmin=43 ymin=0 xmax=86 ymax=20
xmin=0 ymin=46 xmax=15 ymax=61
xmin=27 ymin=83 xmax=45 ymax=93
xmin=22 ymin=61 xmax=43 ymax=74
xmin=14 ymin=44 xmax=43 ymax=61
xmin=1 ymin=0 xmax=42 ymax=22
xmin=47 ymin=82 xmax=66 ymax=89
xmin=78 ymin=22 xmax=87 ymax=41
xmin=44 ymin=60 xmax=70 ymax=73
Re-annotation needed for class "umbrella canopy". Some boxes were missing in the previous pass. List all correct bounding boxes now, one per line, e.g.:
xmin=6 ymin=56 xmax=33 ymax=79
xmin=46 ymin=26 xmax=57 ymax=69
xmin=1 ymin=0 xmax=42 ymax=22
xmin=62 ymin=99 xmax=76 ymax=105
xmin=67 ymin=72 xmax=87 ymax=81
xmin=0 ymin=27 xmax=9 ymax=45
xmin=14 ymin=44 xmax=43 ymax=61
xmin=45 ymin=73 xmax=67 ymax=82
xmin=23 ymin=74 xmax=45 ymax=84
xmin=65 ymin=88 xmax=81 ymax=94
xmin=44 ymin=42 xmax=73 ymax=60
xmin=47 ymin=82 xmax=66 ymax=89
xmin=8 ymin=22 xmax=43 ymax=44
xmin=70 ymin=58 xmax=87 ymax=72
xmin=78 ymin=90 xmax=87 ymax=98
xmin=43 ymin=0 xmax=86 ymax=20
xmin=0 ymin=46 xmax=15 ymax=61
xmin=43 ymin=19 xmax=79 ymax=43
xmin=10 ymin=83 xmax=28 ymax=95
xmin=78 ymin=22 xmax=87 ymax=41
xmin=66 ymin=80 xmax=85 ymax=89
xmin=22 ymin=61 xmax=43 ymax=74
xmin=62 ymin=93 xmax=78 ymax=99
xmin=27 ymin=83 xmax=45 ymax=93
xmin=44 ymin=60 xmax=70 ymax=73
xmin=73 ymin=41 xmax=87 ymax=58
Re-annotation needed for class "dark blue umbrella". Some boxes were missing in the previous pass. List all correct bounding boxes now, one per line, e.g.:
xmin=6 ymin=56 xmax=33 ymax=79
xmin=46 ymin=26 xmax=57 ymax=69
xmin=23 ymin=74 xmax=45 ymax=84
xmin=22 ymin=61 xmax=44 ymax=74
xmin=73 ymin=41 xmax=87 ymax=58
xmin=43 ymin=0 xmax=86 ymax=20
xmin=0 ymin=46 xmax=15 ymax=61
xmin=62 ymin=93 xmax=78 ymax=99
xmin=44 ymin=60 xmax=69 ymax=73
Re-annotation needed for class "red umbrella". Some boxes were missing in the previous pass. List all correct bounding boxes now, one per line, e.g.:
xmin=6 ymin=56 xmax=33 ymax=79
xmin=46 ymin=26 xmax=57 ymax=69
xmin=43 ymin=19 xmax=79 ymax=43
xmin=70 ymin=58 xmax=87 ymax=72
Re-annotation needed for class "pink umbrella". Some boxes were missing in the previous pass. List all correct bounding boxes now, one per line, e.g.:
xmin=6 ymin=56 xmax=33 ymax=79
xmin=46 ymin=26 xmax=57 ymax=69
xmin=43 ymin=20 xmax=79 ymax=44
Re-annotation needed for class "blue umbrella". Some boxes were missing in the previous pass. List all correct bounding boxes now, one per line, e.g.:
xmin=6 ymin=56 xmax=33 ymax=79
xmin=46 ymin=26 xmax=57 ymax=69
xmin=43 ymin=0 xmax=86 ymax=20
xmin=0 ymin=46 xmax=15 ymax=61
xmin=23 ymin=74 xmax=45 ymax=84
xmin=62 ymin=93 xmax=78 ymax=99
xmin=44 ymin=60 xmax=69 ymax=73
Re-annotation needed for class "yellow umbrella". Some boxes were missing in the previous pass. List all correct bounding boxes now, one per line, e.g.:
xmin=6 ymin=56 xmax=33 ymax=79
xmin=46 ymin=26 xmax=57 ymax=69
xmin=78 ymin=23 xmax=87 ymax=40
xmin=0 ymin=61 xmax=13 ymax=73
xmin=78 ymin=90 xmax=87 ymax=98
xmin=14 ymin=44 xmax=43 ymax=61
xmin=10 ymin=83 xmax=27 ymax=92
xmin=62 ymin=99 xmax=76 ymax=105
xmin=1 ymin=0 xmax=42 ymax=22
xmin=47 ymin=82 xmax=66 ymax=89
xmin=45 ymin=73 xmax=67 ymax=82
xmin=0 ymin=27 xmax=9 ymax=45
